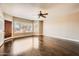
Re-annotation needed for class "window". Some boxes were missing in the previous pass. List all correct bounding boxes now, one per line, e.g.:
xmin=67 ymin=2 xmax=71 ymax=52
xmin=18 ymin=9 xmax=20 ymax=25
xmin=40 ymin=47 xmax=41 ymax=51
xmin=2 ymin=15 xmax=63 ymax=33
xmin=0 ymin=19 xmax=3 ymax=32
xmin=26 ymin=24 xmax=32 ymax=32
xmin=13 ymin=21 xmax=33 ymax=33
xmin=14 ymin=22 xmax=21 ymax=32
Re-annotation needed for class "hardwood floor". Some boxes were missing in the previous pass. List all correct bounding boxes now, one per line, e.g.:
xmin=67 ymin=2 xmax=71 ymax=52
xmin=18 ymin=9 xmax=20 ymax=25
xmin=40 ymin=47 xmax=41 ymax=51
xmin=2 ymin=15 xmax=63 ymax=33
xmin=0 ymin=36 xmax=79 ymax=56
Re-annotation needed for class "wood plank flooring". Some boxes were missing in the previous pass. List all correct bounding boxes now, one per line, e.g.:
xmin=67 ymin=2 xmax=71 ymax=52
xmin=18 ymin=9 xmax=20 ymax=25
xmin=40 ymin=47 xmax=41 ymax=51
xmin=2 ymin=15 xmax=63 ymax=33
xmin=0 ymin=36 xmax=79 ymax=56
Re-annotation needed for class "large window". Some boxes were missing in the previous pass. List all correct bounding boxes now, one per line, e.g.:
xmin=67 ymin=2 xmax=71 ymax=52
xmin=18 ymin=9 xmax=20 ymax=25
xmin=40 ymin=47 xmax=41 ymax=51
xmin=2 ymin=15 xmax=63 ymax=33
xmin=13 ymin=21 xmax=32 ymax=33
xmin=0 ymin=17 xmax=4 ymax=45
xmin=25 ymin=24 xmax=32 ymax=32
xmin=0 ymin=20 xmax=3 ymax=32
xmin=14 ymin=22 xmax=22 ymax=33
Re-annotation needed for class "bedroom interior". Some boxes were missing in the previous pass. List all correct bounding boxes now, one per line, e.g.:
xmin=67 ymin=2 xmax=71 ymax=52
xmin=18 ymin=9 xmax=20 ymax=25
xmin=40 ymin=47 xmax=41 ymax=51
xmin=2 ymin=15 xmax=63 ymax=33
xmin=0 ymin=3 xmax=79 ymax=56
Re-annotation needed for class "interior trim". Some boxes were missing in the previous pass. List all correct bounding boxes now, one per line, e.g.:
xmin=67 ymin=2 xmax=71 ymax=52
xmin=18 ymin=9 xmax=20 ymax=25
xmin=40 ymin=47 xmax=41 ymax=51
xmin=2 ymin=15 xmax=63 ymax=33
xmin=45 ymin=35 xmax=79 ymax=43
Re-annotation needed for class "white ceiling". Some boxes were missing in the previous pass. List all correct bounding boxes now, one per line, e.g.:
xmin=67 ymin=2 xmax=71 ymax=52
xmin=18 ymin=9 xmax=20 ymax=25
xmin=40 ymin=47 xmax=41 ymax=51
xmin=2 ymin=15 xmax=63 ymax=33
xmin=0 ymin=3 xmax=79 ymax=20
xmin=0 ymin=3 xmax=42 ymax=20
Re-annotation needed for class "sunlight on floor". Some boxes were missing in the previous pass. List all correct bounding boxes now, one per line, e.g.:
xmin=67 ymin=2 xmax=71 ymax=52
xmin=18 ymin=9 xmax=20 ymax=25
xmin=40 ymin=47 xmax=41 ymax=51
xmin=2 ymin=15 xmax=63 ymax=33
xmin=12 ymin=38 xmax=33 ymax=55
xmin=11 ymin=37 xmax=40 ymax=55
xmin=33 ymin=37 xmax=39 ymax=49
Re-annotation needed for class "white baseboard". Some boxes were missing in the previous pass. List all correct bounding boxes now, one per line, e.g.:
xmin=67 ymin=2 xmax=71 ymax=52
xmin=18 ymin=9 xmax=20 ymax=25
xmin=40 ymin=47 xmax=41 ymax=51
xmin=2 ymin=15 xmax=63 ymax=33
xmin=45 ymin=35 xmax=79 ymax=42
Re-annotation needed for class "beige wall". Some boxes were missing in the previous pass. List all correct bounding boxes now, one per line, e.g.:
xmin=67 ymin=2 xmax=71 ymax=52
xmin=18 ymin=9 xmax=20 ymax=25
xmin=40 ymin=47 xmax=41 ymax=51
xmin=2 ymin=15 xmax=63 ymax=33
xmin=44 ymin=4 xmax=79 ymax=42
xmin=3 ymin=13 xmax=13 ymax=21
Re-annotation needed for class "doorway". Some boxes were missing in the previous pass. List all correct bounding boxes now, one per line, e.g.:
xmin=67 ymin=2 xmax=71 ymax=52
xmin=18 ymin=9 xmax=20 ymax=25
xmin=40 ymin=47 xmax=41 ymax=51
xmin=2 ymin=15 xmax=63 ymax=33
xmin=33 ymin=20 xmax=43 ymax=35
xmin=4 ymin=20 xmax=12 ymax=38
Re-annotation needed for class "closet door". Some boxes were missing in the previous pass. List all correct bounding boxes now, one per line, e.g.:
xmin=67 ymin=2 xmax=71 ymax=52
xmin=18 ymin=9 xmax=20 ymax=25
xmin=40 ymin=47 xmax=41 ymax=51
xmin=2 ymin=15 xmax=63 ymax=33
xmin=4 ymin=20 xmax=12 ymax=38
xmin=39 ymin=21 xmax=43 ymax=35
xmin=0 ymin=17 xmax=4 ymax=46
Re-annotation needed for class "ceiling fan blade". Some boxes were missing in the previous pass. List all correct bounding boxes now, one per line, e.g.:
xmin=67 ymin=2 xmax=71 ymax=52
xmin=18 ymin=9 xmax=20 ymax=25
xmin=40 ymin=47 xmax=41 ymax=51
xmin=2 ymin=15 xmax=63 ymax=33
xmin=41 ymin=15 xmax=46 ymax=18
xmin=43 ymin=13 xmax=48 ymax=15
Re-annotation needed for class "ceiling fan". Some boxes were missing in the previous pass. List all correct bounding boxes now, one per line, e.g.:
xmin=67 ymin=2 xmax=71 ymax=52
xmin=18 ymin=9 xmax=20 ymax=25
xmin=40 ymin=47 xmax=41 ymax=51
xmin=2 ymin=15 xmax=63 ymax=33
xmin=38 ymin=11 xmax=48 ymax=18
